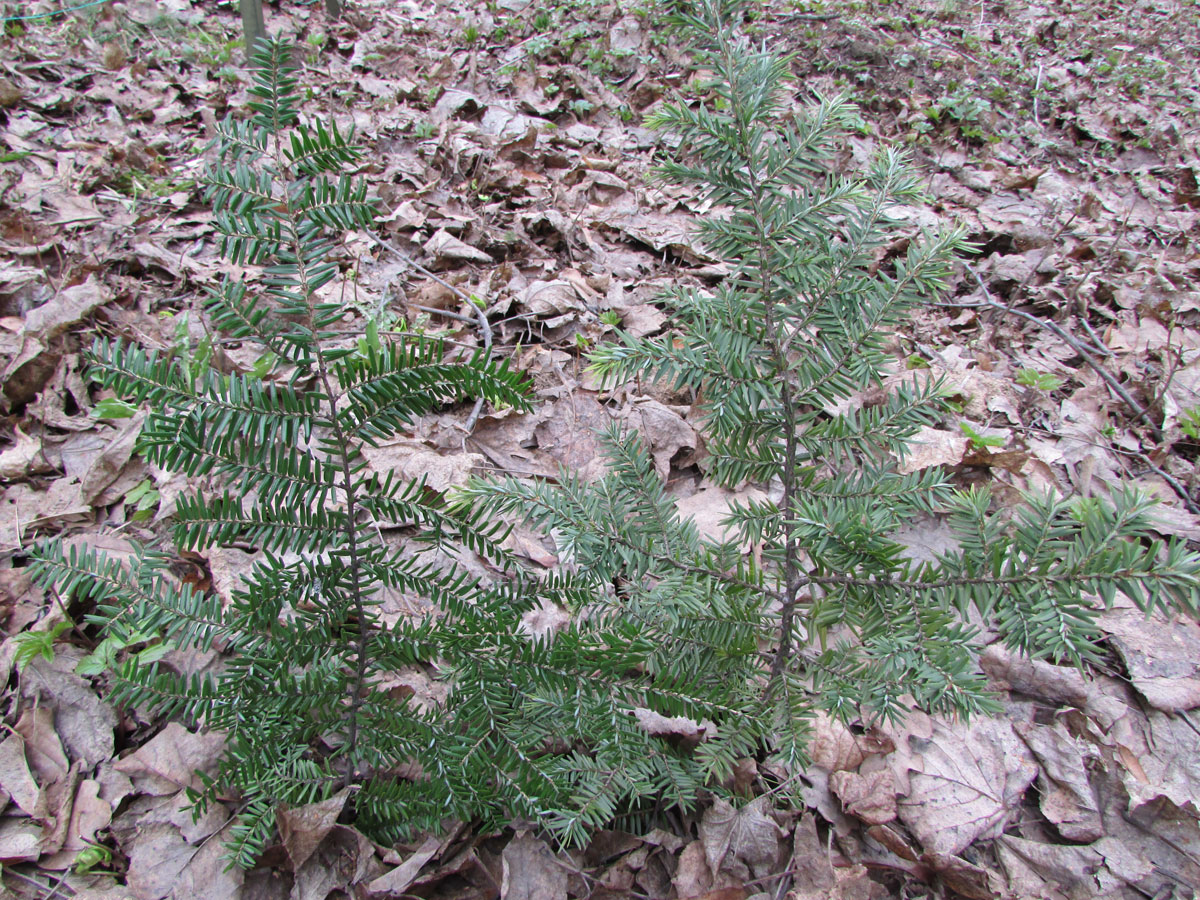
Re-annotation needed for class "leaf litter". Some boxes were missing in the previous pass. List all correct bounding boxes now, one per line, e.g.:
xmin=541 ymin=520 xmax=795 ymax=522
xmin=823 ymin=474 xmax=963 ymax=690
xmin=1 ymin=0 xmax=1200 ymax=897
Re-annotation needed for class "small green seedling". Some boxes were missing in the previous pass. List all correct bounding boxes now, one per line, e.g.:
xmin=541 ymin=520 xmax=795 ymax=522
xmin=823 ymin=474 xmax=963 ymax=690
xmin=249 ymin=351 xmax=278 ymax=380
xmin=72 ymin=841 xmax=114 ymax=876
xmin=1015 ymin=369 xmax=1065 ymax=391
xmin=1180 ymin=407 xmax=1200 ymax=441
xmin=124 ymin=479 xmax=160 ymax=522
xmin=961 ymin=422 xmax=1005 ymax=450
xmin=93 ymin=398 xmax=140 ymax=419
xmin=12 ymin=622 xmax=72 ymax=671
xmin=77 ymin=628 xmax=170 ymax=677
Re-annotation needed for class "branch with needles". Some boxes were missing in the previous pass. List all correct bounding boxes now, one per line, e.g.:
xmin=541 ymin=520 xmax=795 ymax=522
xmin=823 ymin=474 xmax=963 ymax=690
xmin=368 ymin=236 xmax=495 ymax=439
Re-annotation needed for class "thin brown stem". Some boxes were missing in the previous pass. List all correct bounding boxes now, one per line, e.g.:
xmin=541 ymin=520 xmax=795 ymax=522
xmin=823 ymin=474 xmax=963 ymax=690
xmin=711 ymin=30 xmax=802 ymax=684
xmin=269 ymin=117 xmax=372 ymax=786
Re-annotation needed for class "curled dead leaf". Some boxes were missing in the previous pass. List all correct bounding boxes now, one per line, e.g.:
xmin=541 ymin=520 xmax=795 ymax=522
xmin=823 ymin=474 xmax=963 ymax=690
xmin=0 ymin=428 xmax=53 ymax=480
xmin=631 ymin=708 xmax=715 ymax=752
xmin=518 ymin=600 xmax=572 ymax=643
xmin=830 ymin=768 xmax=898 ymax=825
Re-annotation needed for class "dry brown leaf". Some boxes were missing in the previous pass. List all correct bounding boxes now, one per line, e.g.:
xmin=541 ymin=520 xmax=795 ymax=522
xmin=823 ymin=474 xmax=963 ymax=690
xmin=889 ymin=716 xmax=1037 ymax=858
xmin=78 ymin=413 xmax=148 ymax=507
xmin=424 ymin=228 xmax=491 ymax=265
xmin=996 ymin=835 xmax=1102 ymax=900
xmin=892 ymin=516 xmax=961 ymax=566
xmin=0 ymin=818 xmax=43 ymax=863
xmin=829 ymin=768 xmax=898 ymax=825
xmin=0 ymin=478 xmax=92 ymax=548
xmin=924 ymin=367 xmax=1021 ymax=423
xmin=896 ymin=425 xmax=967 ymax=474
xmin=13 ymin=706 xmax=70 ymax=786
xmin=166 ymin=822 xmax=244 ymax=900
xmin=518 ymin=600 xmax=572 ymax=643
xmin=124 ymin=824 xmax=198 ymax=900
xmin=627 ymin=399 xmax=696 ymax=480
xmin=979 ymin=644 xmax=1127 ymax=727
xmin=520 ymin=279 xmax=581 ymax=316
xmin=0 ymin=567 xmax=43 ymax=636
xmin=366 ymin=834 xmax=441 ymax=897
xmin=203 ymin=546 xmax=259 ymax=608
xmin=69 ymin=887 xmax=138 ymax=900
xmin=21 ymin=276 xmax=110 ymax=342
xmin=501 ymin=522 xmax=558 ymax=568
xmin=532 ymin=393 xmax=611 ymax=481
xmin=277 ymin=789 xmax=351 ymax=872
xmin=36 ymin=759 xmax=80 ymax=858
xmin=686 ymin=891 xmax=749 ymax=900
xmin=674 ymin=485 xmax=768 ymax=545
xmin=39 ymin=778 xmax=113 ymax=870
xmin=699 ymin=797 xmax=784 ymax=876
xmin=1144 ymin=503 xmax=1200 ymax=542
xmin=360 ymin=442 xmax=483 ymax=494
xmin=1099 ymin=600 xmax=1200 ymax=712
xmin=673 ymin=840 xmax=716 ymax=899
xmin=1120 ymin=709 xmax=1200 ymax=812
xmin=0 ymin=76 xmax=22 ymax=107
xmin=0 ymin=427 xmax=53 ymax=479
xmin=429 ymin=89 xmax=484 ymax=126
xmin=926 ymin=851 xmax=1002 ymax=900
xmin=864 ymin=823 xmax=919 ymax=863
xmin=605 ymin=211 xmax=708 ymax=262
xmin=617 ymin=303 xmax=667 ymax=338
xmin=0 ymin=732 xmax=41 ymax=817
xmin=21 ymin=648 xmax=116 ymax=769
xmin=789 ymin=814 xmax=873 ymax=900
xmin=112 ymin=722 xmax=225 ymax=796
xmin=510 ymin=71 xmax=561 ymax=116
xmin=1016 ymin=722 xmax=1103 ymax=842
xmin=115 ymin=792 xmax=236 ymax=899
xmin=376 ymin=667 xmax=447 ymax=714
xmin=500 ymin=832 xmax=567 ymax=900
xmin=806 ymin=710 xmax=869 ymax=773
xmin=631 ymin=708 xmax=714 ymax=748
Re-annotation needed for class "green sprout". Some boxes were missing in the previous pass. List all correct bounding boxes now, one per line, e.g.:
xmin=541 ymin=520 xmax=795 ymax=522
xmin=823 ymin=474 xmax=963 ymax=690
xmin=960 ymin=422 xmax=1005 ymax=450
xmin=1015 ymin=369 xmax=1065 ymax=392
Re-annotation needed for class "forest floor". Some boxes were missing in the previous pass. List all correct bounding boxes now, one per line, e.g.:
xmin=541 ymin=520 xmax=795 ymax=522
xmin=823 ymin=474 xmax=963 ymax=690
xmin=0 ymin=0 xmax=1199 ymax=897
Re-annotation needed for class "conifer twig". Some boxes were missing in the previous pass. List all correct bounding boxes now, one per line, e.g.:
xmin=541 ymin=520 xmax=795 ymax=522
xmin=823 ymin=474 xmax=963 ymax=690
xmin=370 ymin=236 xmax=494 ymax=435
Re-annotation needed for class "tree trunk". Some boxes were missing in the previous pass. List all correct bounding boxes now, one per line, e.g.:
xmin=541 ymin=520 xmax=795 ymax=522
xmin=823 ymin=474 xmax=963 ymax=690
xmin=239 ymin=0 xmax=266 ymax=58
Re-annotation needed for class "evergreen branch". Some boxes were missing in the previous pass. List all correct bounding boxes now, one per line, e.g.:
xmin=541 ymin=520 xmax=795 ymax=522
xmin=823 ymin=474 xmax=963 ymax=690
xmin=140 ymin=412 xmax=341 ymax=509
xmin=88 ymin=339 xmax=319 ymax=445
xmin=283 ymin=120 xmax=361 ymax=175
xmin=174 ymin=492 xmax=348 ymax=555
xmin=28 ymin=542 xmax=228 ymax=652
